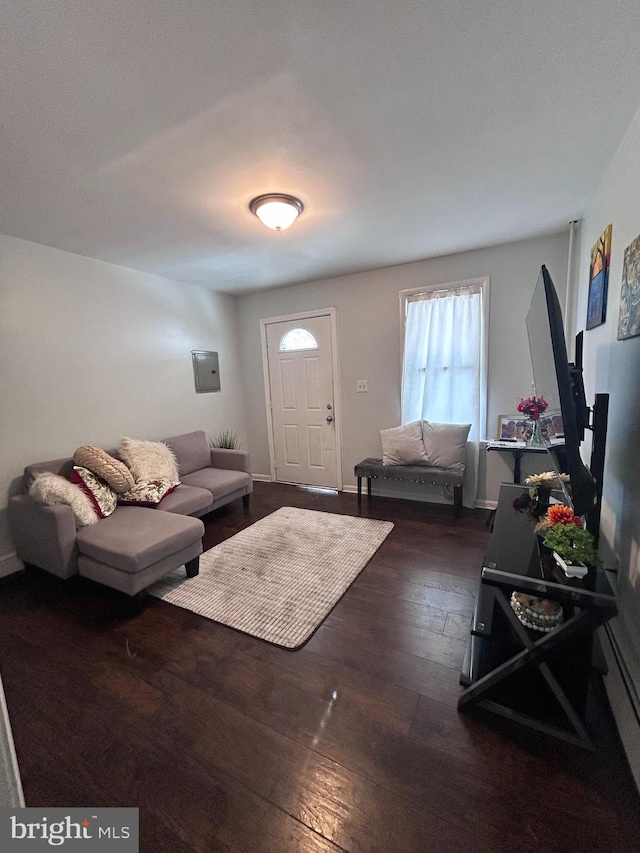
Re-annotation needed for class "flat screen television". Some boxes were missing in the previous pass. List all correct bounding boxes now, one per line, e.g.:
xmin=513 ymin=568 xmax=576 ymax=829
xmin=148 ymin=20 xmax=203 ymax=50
xmin=526 ymin=265 xmax=597 ymax=517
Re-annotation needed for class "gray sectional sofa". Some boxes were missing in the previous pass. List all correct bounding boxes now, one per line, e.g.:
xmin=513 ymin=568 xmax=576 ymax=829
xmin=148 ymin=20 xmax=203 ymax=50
xmin=9 ymin=430 xmax=252 ymax=603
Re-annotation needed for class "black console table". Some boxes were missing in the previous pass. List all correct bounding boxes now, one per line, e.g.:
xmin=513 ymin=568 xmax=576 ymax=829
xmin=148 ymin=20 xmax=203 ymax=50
xmin=486 ymin=440 xmax=567 ymax=484
xmin=458 ymin=483 xmax=617 ymax=749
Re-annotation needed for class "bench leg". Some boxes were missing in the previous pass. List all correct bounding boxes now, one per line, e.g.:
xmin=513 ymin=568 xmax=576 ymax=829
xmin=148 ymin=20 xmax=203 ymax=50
xmin=453 ymin=486 xmax=463 ymax=518
xmin=242 ymin=494 xmax=250 ymax=509
xmin=367 ymin=477 xmax=372 ymax=499
xmin=185 ymin=556 xmax=200 ymax=578
xmin=357 ymin=476 xmax=362 ymax=505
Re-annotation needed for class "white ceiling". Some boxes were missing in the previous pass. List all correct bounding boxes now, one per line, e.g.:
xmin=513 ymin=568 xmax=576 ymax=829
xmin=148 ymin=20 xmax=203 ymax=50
xmin=2 ymin=1 xmax=640 ymax=295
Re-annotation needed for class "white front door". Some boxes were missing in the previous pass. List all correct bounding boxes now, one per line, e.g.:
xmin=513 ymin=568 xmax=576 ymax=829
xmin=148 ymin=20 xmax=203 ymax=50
xmin=265 ymin=313 xmax=338 ymax=488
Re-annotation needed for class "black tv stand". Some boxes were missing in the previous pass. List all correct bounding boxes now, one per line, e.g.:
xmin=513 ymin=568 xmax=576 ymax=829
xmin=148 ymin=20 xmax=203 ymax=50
xmin=458 ymin=483 xmax=617 ymax=749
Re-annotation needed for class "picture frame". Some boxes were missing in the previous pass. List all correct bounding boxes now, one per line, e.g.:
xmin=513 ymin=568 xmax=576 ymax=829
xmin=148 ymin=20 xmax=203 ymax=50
xmin=586 ymin=224 xmax=612 ymax=330
xmin=496 ymin=415 xmax=529 ymax=441
xmin=617 ymin=233 xmax=640 ymax=340
xmin=540 ymin=411 xmax=564 ymax=441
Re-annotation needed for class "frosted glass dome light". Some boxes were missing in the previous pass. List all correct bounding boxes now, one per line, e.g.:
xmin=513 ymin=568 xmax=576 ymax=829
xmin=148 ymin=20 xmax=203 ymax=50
xmin=249 ymin=194 xmax=304 ymax=231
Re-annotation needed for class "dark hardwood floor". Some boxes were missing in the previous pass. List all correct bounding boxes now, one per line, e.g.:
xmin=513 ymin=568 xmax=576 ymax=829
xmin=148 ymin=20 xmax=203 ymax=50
xmin=1 ymin=482 xmax=638 ymax=852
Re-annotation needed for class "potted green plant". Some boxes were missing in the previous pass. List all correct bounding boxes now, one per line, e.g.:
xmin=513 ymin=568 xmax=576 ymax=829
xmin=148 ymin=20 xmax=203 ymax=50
xmin=210 ymin=429 xmax=240 ymax=449
xmin=542 ymin=523 xmax=601 ymax=578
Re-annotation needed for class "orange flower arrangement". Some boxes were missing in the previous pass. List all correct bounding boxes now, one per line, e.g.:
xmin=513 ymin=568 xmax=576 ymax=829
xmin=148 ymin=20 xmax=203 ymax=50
xmin=546 ymin=505 xmax=583 ymax=528
xmin=535 ymin=503 xmax=584 ymax=533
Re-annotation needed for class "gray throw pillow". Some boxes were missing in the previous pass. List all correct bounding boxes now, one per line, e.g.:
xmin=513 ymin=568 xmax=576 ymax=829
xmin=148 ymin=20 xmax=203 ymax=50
xmin=380 ymin=421 xmax=429 ymax=465
xmin=421 ymin=421 xmax=471 ymax=469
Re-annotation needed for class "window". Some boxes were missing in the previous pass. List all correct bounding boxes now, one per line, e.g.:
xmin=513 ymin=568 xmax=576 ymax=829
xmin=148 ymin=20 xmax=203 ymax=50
xmin=400 ymin=278 xmax=489 ymax=441
xmin=279 ymin=328 xmax=318 ymax=352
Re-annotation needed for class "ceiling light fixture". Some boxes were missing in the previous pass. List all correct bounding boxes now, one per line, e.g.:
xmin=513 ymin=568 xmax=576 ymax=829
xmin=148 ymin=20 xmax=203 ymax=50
xmin=249 ymin=193 xmax=304 ymax=232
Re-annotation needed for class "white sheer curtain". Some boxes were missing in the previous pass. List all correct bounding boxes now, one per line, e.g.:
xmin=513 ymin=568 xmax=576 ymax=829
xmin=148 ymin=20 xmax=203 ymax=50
xmin=401 ymin=283 xmax=485 ymax=507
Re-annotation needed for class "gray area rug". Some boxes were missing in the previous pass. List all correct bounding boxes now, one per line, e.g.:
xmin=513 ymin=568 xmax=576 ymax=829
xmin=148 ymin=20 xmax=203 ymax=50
xmin=149 ymin=506 xmax=394 ymax=648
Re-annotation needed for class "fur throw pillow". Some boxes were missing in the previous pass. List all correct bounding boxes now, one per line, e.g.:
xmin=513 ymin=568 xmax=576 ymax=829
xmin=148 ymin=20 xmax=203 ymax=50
xmin=28 ymin=473 xmax=98 ymax=526
xmin=73 ymin=445 xmax=134 ymax=494
xmin=119 ymin=437 xmax=179 ymax=483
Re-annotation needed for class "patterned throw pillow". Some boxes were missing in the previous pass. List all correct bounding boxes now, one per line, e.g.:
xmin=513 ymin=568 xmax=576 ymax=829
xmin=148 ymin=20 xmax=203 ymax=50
xmin=117 ymin=479 xmax=180 ymax=507
xmin=29 ymin=473 xmax=98 ymax=526
xmin=119 ymin=438 xmax=179 ymax=483
xmin=73 ymin=445 xmax=134 ymax=494
xmin=71 ymin=466 xmax=118 ymax=518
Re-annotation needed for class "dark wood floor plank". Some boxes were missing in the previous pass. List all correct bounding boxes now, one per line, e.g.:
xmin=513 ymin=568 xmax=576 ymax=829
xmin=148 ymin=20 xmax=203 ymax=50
xmin=332 ymin=585 xmax=451 ymax=634
xmin=443 ymin=612 xmax=472 ymax=641
xmin=363 ymin=561 xmax=479 ymax=597
xmin=354 ymin=565 xmax=477 ymax=614
xmin=324 ymin=606 xmax=467 ymax=669
xmin=305 ymin=624 xmax=465 ymax=707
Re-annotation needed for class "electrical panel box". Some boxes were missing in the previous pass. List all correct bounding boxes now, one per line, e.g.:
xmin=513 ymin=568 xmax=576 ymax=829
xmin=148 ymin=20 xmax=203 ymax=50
xmin=192 ymin=350 xmax=221 ymax=393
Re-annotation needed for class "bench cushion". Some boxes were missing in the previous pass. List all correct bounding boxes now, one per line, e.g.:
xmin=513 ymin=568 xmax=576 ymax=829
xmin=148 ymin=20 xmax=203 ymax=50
xmin=355 ymin=457 xmax=464 ymax=485
xmin=77 ymin=506 xmax=204 ymax=573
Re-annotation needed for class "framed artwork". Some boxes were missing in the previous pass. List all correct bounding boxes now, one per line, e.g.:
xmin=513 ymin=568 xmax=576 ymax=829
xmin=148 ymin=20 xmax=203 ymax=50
xmin=496 ymin=415 xmax=528 ymax=441
xmin=618 ymin=233 xmax=640 ymax=340
xmin=586 ymin=224 xmax=612 ymax=330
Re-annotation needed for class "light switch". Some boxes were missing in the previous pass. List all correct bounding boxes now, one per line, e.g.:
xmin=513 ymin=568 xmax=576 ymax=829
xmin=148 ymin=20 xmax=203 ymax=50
xmin=356 ymin=380 xmax=368 ymax=393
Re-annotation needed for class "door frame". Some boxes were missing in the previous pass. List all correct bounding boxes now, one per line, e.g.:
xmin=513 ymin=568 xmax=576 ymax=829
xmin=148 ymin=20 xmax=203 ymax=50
xmin=260 ymin=307 xmax=343 ymax=490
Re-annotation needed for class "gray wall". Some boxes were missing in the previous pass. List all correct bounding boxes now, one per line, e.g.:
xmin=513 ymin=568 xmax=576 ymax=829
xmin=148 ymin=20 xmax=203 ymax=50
xmin=237 ymin=230 xmax=570 ymax=504
xmin=0 ymin=234 xmax=247 ymax=568
xmin=574 ymin=102 xmax=640 ymax=785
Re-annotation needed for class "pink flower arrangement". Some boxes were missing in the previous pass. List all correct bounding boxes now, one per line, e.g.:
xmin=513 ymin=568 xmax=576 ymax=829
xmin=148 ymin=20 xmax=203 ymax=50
xmin=517 ymin=395 xmax=548 ymax=421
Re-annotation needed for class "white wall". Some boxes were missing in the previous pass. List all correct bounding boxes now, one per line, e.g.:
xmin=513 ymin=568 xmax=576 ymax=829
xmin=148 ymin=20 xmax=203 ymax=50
xmin=0 ymin=235 xmax=247 ymax=566
xmin=237 ymin=230 xmax=569 ymax=504
xmin=574 ymin=104 xmax=640 ymax=785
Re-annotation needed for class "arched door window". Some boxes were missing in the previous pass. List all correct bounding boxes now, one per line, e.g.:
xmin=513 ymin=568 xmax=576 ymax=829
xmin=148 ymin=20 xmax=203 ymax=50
xmin=279 ymin=328 xmax=319 ymax=352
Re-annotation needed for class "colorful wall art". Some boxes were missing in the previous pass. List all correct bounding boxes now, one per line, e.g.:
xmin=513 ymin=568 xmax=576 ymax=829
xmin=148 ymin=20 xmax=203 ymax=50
xmin=617 ymin=233 xmax=640 ymax=340
xmin=586 ymin=224 xmax=612 ymax=330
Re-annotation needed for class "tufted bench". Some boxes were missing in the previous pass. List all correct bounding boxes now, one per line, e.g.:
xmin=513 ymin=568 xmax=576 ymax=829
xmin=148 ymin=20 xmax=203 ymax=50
xmin=354 ymin=457 xmax=464 ymax=517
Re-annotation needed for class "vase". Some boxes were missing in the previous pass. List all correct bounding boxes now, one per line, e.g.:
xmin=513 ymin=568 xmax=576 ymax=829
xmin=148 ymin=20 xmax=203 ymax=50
xmin=526 ymin=419 xmax=544 ymax=447
xmin=533 ymin=485 xmax=552 ymax=517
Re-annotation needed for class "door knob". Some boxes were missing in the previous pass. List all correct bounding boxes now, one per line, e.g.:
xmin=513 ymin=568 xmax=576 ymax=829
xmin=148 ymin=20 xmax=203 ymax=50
xmin=327 ymin=404 xmax=333 ymax=410
xmin=326 ymin=415 xmax=334 ymax=423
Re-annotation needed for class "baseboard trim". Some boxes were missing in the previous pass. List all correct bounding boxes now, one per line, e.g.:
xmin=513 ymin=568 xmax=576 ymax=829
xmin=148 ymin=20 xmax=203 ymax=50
xmin=475 ymin=499 xmax=498 ymax=510
xmin=0 ymin=675 xmax=24 ymax=807
xmin=0 ymin=552 xmax=24 ymax=580
xmin=255 ymin=478 xmax=497 ymax=510
xmin=342 ymin=484 xmax=496 ymax=510
xmin=602 ymin=624 xmax=640 ymax=794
